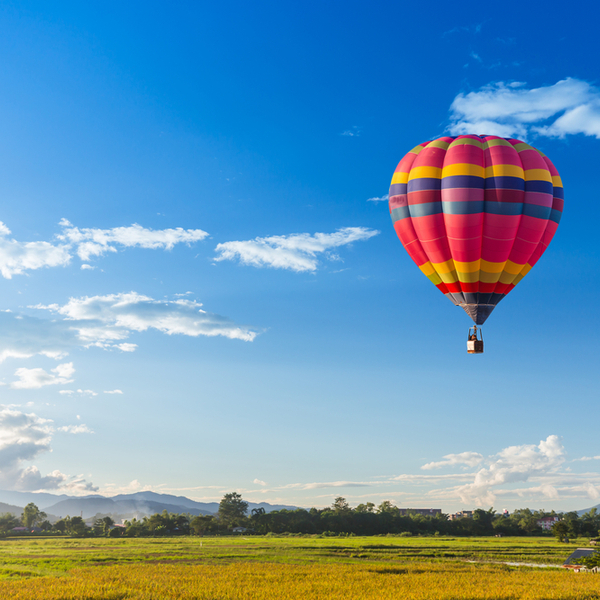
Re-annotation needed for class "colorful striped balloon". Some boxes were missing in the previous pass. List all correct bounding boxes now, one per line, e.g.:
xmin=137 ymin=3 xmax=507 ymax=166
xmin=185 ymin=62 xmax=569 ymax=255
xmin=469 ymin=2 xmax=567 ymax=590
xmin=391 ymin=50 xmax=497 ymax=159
xmin=389 ymin=135 xmax=564 ymax=324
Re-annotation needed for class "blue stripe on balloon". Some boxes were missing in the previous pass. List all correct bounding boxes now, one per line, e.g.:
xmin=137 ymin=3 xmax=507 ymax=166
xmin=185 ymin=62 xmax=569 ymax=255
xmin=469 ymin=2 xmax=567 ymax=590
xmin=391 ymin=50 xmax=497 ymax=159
xmin=441 ymin=201 xmax=484 ymax=215
xmin=484 ymin=201 xmax=523 ymax=216
xmin=441 ymin=175 xmax=484 ymax=190
xmin=484 ymin=176 xmax=525 ymax=191
xmin=552 ymin=186 xmax=564 ymax=200
xmin=407 ymin=178 xmax=441 ymax=192
xmin=522 ymin=204 xmax=551 ymax=219
xmin=390 ymin=206 xmax=411 ymax=222
xmin=525 ymin=180 xmax=553 ymax=194
xmin=549 ymin=208 xmax=563 ymax=224
xmin=389 ymin=183 xmax=407 ymax=196
xmin=408 ymin=202 xmax=442 ymax=218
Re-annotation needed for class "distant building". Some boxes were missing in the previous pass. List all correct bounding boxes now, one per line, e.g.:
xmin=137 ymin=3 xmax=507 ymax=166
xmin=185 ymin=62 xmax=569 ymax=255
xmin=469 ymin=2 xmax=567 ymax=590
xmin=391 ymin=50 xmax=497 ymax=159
xmin=398 ymin=508 xmax=442 ymax=517
xmin=449 ymin=511 xmax=473 ymax=520
xmin=232 ymin=527 xmax=247 ymax=533
xmin=537 ymin=516 xmax=559 ymax=530
xmin=564 ymin=548 xmax=596 ymax=566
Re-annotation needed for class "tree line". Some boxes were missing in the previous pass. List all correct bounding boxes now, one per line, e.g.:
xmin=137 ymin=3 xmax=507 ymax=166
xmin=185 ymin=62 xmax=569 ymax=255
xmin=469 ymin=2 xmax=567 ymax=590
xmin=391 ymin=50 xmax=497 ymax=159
xmin=1 ymin=495 xmax=599 ymax=539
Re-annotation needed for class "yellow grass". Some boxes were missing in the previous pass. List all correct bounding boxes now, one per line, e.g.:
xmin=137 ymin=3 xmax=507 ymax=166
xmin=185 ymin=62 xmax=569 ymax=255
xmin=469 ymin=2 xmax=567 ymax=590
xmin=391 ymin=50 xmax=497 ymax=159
xmin=2 ymin=562 xmax=600 ymax=600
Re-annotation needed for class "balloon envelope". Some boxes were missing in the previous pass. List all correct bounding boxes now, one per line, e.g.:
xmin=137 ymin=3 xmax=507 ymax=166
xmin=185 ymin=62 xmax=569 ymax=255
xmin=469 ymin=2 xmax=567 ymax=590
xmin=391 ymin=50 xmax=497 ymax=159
xmin=389 ymin=135 xmax=564 ymax=324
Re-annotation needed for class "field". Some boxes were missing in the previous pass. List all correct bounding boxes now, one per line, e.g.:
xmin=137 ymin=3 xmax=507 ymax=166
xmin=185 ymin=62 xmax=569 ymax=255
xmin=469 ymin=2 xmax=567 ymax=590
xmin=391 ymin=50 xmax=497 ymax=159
xmin=0 ymin=535 xmax=598 ymax=599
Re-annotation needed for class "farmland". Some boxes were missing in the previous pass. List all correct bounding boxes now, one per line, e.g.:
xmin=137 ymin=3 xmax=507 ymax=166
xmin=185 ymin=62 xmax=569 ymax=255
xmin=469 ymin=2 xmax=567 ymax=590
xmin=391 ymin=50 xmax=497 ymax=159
xmin=0 ymin=536 xmax=599 ymax=599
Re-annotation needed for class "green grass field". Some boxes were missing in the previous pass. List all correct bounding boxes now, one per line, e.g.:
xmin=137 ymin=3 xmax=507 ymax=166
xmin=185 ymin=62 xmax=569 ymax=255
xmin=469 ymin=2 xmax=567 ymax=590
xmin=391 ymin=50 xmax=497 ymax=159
xmin=0 ymin=535 xmax=597 ymax=599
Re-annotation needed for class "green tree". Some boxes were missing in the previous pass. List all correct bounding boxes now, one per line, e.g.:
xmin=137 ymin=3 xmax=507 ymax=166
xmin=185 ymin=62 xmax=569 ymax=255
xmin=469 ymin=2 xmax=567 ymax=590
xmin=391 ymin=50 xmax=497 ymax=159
xmin=377 ymin=501 xmax=397 ymax=514
xmin=332 ymin=497 xmax=350 ymax=512
xmin=0 ymin=513 xmax=19 ymax=534
xmin=190 ymin=515 xmax=217 ymax=535
xmin=355 ymin=503 xmax=375 ymax=513
xmin=552 ymin=520 xmax=570 ymax=541
xmin=68 ymin=516 xmax=88 ymax=536
xmin=21 ymin=503 xmax=46 ymax=528
xmin=218 ymin=493 xmax=248 ymax=527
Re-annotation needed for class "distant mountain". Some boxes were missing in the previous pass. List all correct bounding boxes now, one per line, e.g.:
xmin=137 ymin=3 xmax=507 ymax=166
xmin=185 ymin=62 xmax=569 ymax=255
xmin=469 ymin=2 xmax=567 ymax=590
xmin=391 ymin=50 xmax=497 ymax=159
xmin=0 ymin=501 xmax=25 ymax=516
xmin=577 ymin=504 xmax=600 ymax=516
xmin=0 ymin=490 xmax=297 ymax=521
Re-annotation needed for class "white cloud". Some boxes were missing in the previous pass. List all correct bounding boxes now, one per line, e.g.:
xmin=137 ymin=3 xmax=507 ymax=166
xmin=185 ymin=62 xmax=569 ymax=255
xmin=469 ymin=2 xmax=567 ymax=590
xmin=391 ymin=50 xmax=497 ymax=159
xmin=0 ymin=219 xmax=208 ymax=279
xmin=104 ymin=389 xmax=123 ymax=395
xmin=214 ymin=227 xmax=379 ymax=272
xmin=448 ymin=78 xmax=600 ymax=139
xmin=80 ymin=264 xmax=95 ymax=270
xmin=0 ymin=406 xmax=96 ymax=492
xmin=59 ymin=389 xmax=98 ymax=397
xmin=0 ymin=223 xmax=72 ymax=279
xmin=57 ymin=424 xmax=94 ymax=434
xmin=11 ymin=362 xmax=75 ymax=389
xmin=367 ymin=194 xmax=389 ymax=203
xmin=453 ymin=435 xmax=565 ymax=506
xmin=38 ymin=292 xmax=258 ymax=343
xmin=341 ymin=126 xmax=361 ymax=137
xmin=422 ymin=451 xmax=484 ymax=470
xmin=57 ymin=220 xmax=209 ymax=261
xmin=0 ymin=292 xmax=256 ymax=364
xmin=253 ymin=479 xmax=267 ymax=486
xmin=284 ymin=481 xmax=370 ymax=490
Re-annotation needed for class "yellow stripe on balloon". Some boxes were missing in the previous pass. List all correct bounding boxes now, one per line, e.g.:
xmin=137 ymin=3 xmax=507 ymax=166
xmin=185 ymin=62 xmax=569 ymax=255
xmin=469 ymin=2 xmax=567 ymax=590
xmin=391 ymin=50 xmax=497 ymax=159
xmin=391 ymin=171 xmax=409 ymax=185
xmin=499 ymin=271 xmax=518 ymax=284
xmin=410 ymin=144 xmax=426 ymax=155
xmin=425 ymin=139 xmax=450 ymax=150
xmin=483 ymin=138 xmax=514 ymax=149
xmin=408 ymin=166 xmax=442 ymax=180
xmin=480 ymin=259 xmax=505 ymax=273
xmin=519 ymin=263 xmax=532 ymax=276
xmin=418 ymin=262 xmax=436 ymax=277
xmin=437 ymin=270 xmax=459 ymax=284
xmin=441 ymin=163 xmax=484 ymax=178
xmin=552 ymin=175 xmax=563 ymax=187
xmin=524 ymin=168 xmax=552 ymax=182
xmin=448 ymin=138 xmax=483 ymax=150
xmin=484 ymin=164 xmax=524 ymax=178
xmin=479 ymin=270 xmax=502 ymax=284
xmin=426 ymin=272 xmax=443 ymax=286
xmin=430 ymin=259 xmax=456 ymax=274
xmin=453 ymin=259 xmax=480 ymax=273
xmin=456 ymin=270 xmax=480 ymax=283
xmin=504 ymin=260 xmax=526 ymax=275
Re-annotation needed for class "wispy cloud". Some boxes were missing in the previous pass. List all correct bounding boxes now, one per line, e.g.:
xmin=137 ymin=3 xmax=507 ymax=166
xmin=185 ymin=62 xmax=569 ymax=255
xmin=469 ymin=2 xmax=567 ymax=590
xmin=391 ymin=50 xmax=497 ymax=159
xmin=0 ymin=219 xmax=208 ymax=278
xmin=37 ymin=292 xmax=258 ymax=343
xmin=0 ymin=293 xmax=257 ymax=364
xmin=448 ymin=77 xmax=600 ymax=139
xmin=443 ymin=23 xmax=483 ymax=37
xmin=104 ymin=389 xmax=123 ymax=395
xmin=367 ymin=193 xmax=389 ymax=203
xmin=57 ymin=219 xmax=208 ymax=261
xmin=59 ymin=389 xmax=98 ymax=397
xmin=11 ymin=362 xmax=75 ymax=389
xmin=422 ymin=451 xmax=484 ymax=470
xmin=341 ymin=126 xmax=361 ymax=137
xmin=214 ymin=227 xmax=379 ymax=272
xmin=57 ymin=424 xmax=94 ymax=434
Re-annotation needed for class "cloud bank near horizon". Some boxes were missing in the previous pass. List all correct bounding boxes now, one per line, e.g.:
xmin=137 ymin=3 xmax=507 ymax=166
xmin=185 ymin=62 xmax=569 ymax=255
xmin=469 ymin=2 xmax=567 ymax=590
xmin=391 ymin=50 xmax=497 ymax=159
xmin=0 ymin=405 xmax=95 ymax=493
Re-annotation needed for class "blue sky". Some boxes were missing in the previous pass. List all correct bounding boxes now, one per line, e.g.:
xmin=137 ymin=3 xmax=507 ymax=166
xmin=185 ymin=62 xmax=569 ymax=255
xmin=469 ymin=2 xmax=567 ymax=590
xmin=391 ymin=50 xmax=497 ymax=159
xmin=0 ymin=1 xmax=598 ymax=513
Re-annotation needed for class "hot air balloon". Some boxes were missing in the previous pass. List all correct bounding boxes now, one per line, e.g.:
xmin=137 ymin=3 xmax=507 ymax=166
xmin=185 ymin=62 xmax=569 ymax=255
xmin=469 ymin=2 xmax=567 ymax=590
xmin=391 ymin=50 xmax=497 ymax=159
xmin=388 ymin=135 xmax=564 ymax=353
